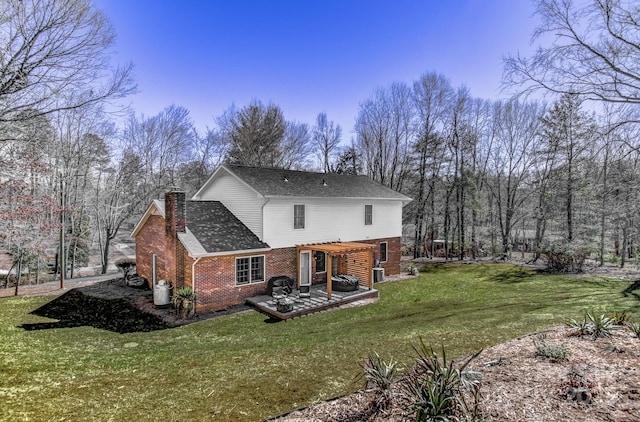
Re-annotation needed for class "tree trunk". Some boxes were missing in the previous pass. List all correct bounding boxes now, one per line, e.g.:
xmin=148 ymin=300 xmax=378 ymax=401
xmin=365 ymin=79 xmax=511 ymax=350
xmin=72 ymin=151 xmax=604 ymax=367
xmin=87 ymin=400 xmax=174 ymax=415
xmin=14 ymin=252 xmax=23 ymax=296
xmin=101 ymin=232 xmax=111 ymax=274
xmin=471 ymin=208 xmax=478 ymax=260
xmin=621 ymin=225 xmax=628 ymax=269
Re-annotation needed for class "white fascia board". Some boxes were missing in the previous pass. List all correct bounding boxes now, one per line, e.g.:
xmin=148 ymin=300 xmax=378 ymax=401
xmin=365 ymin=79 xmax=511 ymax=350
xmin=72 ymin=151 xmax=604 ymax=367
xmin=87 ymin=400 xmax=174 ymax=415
xmin=187 ymin=247 xmax=272 ymax=259
xmin=130 ymin=200 xmax=165 ymax=239
xmin=192 ymin=164 xmax=264 ymax=200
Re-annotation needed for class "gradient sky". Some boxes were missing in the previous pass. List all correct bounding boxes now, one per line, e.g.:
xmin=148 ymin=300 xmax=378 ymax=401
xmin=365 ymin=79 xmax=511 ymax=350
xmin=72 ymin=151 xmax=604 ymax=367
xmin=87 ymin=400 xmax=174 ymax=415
xmin=95 ymin=0 xmax=540 ymax=140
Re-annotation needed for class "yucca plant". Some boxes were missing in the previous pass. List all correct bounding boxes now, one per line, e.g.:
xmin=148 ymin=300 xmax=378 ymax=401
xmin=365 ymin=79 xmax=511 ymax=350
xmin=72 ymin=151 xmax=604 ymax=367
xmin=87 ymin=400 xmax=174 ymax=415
xmin=626 ymin=321 xmax=640 ymax=338
xmin=609 ymin=310 xmax=631 ymax=325
xmin=567 ymin=311 xmax=615 ymax=340
xmin=173 ymin=287 xmax=196 ymax=319
xmin=362 ymin=352 xmax=400 ymax=413
xmin=403 ymin=340 xmax=482 ymax=422
xmin=586 ymin=311 xmax=614 ymax=339
xmin=566 ymin=316 xmax=590 ymax=336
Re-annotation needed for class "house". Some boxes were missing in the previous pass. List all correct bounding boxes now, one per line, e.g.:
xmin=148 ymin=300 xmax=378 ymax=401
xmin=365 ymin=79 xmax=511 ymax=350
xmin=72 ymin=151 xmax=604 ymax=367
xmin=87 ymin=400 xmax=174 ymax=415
xmin=131 ymin=164 xmax=412 ymax=313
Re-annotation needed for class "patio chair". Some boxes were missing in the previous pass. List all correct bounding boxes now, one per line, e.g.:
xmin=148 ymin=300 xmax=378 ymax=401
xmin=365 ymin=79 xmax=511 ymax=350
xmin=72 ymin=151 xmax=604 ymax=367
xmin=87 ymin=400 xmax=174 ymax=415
xmin=299 ymin=285 xmax=311 ymax=298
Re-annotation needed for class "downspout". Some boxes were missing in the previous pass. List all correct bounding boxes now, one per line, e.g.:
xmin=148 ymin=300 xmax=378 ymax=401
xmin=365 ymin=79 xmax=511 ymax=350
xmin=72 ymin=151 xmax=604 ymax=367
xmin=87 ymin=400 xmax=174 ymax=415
xmin=152 ymin=254 xmax=157 ymax=290
xmin=191 ymin=257 xmax=202 ymax=312
xmin=260 ymin=197 xmax=270 ymax=241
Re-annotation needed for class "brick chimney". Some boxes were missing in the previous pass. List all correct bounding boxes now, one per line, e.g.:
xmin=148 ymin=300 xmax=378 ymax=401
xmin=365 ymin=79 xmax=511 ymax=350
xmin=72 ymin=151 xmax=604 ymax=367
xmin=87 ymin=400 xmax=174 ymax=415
xmin=165 ymin=190 xmax=186 ymax=289
xmin=165 ymin=190 xmax=186 ymax=236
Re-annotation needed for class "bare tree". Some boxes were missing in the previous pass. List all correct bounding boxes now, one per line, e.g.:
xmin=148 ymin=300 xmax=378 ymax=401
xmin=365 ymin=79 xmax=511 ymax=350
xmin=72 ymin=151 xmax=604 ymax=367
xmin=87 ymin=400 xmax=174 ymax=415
xmin=0 ymin=0 xmax=135 ymax=133
xmin=411 ymin=72 xmax=454 ymax=258
xmin=93 ymin=151 xmax=148 ymax=274
xmin=312 ymin=112 xmax=342 ymax=172
xmin=540 ymin=94 xmax=596 ymax=241
xmin=486 ymin=99 xmax=544 ymax=258
xmin=123 ymin=105 xmax=195 ymax=194
xmin=0 ymin=113 xmax=58 ymax=293
xmin=504 ymin=0 xmax=640 ymax=105
xmin=280 ymin=121 xmax=312 ymax=170
xmin=355 ymin=82 xmax=413 ymax=191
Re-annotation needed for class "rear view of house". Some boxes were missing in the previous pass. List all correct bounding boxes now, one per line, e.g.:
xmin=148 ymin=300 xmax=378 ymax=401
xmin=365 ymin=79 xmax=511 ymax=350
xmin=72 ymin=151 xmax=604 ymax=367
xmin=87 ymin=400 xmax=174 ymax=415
xmin=131 ymin=164 xmax=412 ymax=312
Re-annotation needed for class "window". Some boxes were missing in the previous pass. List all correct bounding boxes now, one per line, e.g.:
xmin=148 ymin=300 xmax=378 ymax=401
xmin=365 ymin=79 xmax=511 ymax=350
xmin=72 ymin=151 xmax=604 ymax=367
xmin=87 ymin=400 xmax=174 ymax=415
xmin=235 ymin=256 xmax=265 ymax=285
xmin=294 ymin=204 xmax=305 ymax=229
xmin=365 ymin=204 xmax=373 ymax=225
xmin=315 ymin=251 xmax=326 ymax=273
xmin=380 ymin=242 xmax=388 ymax=263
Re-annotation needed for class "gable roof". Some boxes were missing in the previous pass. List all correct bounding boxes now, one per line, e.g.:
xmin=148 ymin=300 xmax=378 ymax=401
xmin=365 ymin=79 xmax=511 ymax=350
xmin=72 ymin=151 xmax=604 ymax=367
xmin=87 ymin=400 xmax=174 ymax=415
xmin=130 ymin=199 xmax=270 ymax=257
xmin=184 ymin=200 xmax=269 ymax=255
xmin=195 ymin=164 xmax=412 ymax=202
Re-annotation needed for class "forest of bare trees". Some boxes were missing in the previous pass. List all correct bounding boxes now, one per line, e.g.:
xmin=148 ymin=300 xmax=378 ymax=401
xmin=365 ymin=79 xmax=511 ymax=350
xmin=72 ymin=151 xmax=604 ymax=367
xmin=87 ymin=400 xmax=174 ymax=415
xmin=2 ymin=0 xmax=640 ymax=292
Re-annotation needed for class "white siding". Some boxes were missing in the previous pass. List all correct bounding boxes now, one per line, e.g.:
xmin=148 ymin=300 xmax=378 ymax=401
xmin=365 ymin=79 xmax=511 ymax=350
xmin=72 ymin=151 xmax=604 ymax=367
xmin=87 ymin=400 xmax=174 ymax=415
xmin=194 ymin=171 xmax=265 ymax=239
xmin=263 ymin=198 xmax=402 ymax=248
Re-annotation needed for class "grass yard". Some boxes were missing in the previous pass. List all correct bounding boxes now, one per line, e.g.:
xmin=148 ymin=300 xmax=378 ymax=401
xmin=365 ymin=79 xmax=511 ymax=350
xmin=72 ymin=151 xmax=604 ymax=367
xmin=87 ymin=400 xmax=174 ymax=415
xmin=1 ymin=262 xmax=640 ymax=421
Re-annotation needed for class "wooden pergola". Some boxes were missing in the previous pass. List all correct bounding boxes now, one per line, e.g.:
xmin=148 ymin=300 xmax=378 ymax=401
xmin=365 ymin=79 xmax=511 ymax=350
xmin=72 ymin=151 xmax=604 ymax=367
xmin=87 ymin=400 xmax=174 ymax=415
xmin=296 ymin=242 xmax=376 ymax=300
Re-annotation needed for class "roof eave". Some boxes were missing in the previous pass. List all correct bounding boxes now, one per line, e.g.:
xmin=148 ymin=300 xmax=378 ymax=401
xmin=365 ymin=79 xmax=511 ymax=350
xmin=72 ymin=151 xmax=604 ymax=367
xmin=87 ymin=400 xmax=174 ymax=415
xmin=263 ymin=194 xmax=413 ymax=202
xmin=187 ymin=247 xmax=272 ymax=259
xmin=192 ymin=164 xmax=265 ymax=200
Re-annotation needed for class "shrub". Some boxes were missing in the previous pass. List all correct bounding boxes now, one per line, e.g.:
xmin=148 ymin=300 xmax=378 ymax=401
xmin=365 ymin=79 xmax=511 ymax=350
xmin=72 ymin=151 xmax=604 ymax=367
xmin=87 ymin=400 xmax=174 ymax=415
xmin=403 ymin=340 xmax=482 ymax=422
xmin=533 ymin=334 xmax=568 ymax=362
xmin=540 ymin=240 xmax=590 ymax=273
xmin=114 ymin=257 xmax=136 ymax=280
xmin=362 ymin=352 xmax=399 ymax=413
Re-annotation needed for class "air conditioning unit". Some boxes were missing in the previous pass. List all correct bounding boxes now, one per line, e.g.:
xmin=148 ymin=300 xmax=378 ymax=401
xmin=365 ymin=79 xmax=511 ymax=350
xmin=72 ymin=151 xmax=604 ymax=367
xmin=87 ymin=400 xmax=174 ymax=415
xmin=372 ymin=267 xmax=384 ymax=283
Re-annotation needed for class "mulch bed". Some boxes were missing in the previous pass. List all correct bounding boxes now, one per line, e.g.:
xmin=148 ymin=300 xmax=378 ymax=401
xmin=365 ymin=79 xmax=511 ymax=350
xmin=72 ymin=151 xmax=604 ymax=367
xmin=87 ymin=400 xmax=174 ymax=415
xmin=21 ymin=279 xmax=249 ymax=333
xmin=273 ymin=325 xmax=640 ymax=421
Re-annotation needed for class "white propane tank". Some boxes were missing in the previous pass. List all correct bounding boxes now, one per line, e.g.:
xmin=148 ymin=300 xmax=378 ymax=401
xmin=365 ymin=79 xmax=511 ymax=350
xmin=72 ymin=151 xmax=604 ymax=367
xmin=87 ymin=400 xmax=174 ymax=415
xmin=154 ymin=279 xmax=171 ymax=306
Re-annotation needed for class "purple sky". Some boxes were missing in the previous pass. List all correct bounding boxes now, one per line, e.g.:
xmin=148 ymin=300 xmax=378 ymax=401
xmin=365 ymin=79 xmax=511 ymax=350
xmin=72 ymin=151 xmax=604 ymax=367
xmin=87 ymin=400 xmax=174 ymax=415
xmin=95 ymin=0 xmax=539 ymax=140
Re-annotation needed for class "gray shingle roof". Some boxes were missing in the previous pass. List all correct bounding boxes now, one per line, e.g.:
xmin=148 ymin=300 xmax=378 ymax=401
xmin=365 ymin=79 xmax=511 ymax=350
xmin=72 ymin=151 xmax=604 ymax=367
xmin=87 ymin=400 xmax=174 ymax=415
xmin=185 ymin=200 xmax=269 ymax=253
xmin=225 ymin=165 xmax=411 ymax=200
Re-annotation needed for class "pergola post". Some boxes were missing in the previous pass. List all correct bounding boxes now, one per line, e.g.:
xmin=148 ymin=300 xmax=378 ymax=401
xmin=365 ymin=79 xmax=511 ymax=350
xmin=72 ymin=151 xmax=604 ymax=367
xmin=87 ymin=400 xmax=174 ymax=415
xmin=326 ymin=253 xmax=332 ymax=300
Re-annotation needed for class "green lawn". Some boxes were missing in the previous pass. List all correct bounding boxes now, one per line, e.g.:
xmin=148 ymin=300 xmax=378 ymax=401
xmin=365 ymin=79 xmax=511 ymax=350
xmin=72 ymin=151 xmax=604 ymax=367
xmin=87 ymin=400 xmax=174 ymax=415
xmin=1 ymin=262 xmax=639 ymax=421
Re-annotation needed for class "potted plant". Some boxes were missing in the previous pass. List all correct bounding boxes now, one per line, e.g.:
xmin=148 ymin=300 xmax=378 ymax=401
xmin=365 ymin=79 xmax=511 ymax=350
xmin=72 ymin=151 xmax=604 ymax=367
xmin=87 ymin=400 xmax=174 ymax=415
xmin=173 ymin=287 xmax=196 ymax=319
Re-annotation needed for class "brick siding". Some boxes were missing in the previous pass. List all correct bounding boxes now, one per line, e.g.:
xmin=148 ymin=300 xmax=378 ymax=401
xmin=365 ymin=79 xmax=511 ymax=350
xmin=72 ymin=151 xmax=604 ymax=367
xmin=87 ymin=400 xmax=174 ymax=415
xmin=136 ymin=205 xmax=402 ymax=312
xmin=193 ymin=247 xmax=297 ymax=313
xmin=360 ymin=237 xmax=401 ymax=276
xmin=135 ymin=214 xmax=167 ymax=286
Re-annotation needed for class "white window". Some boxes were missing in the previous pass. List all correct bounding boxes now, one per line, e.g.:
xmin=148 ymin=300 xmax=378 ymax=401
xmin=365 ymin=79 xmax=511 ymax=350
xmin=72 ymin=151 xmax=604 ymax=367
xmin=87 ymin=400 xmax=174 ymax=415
xmin=380 ymin=242 xmax=388 ymax=263
xmin=235 ymin=256 xmax=265 ymax=285
xmin=294 ymin=204 xmax=305 ymax=229
xmin=365 ymin=204 xmax=373 ymax=225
